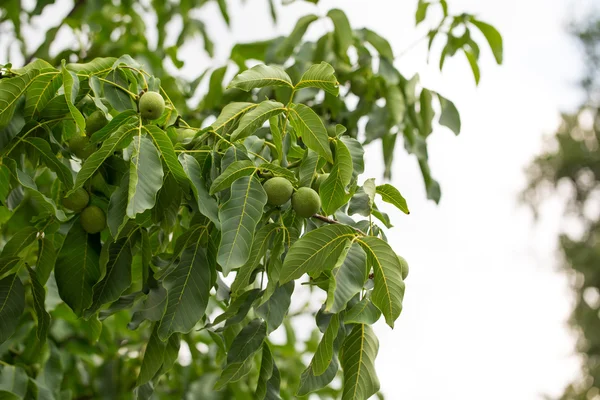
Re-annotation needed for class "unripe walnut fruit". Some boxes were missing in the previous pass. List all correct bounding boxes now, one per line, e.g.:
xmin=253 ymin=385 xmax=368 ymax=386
xmin=85 ymin=110 xmax=108 ymax=136
xmin=312 ymin=173 xmax=330 ymax=192
xmin=263 ymin=177 xmax=294 ymax=206
xmin=61 ymin=188 xmax=90 ymax=212
xmin=139 ymin=91 xmax=165 ymax=120
xmin=69 ymin=135 xmax=95 ymax=159
xmin=80 ymin=205 xmax=106 ymax=234
xmin=292 ymin=187 xmax=321 ymax=218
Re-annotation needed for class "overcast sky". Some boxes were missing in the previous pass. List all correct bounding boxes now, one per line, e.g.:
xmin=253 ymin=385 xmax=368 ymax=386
xmin=7 ymin=0 xmax=589 ymax=398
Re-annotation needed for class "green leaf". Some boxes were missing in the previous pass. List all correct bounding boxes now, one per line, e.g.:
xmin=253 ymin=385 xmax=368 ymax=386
xmin=158 ymin=237 xmax=211 ymax=340
xmin=55 ymin=220 xmax=102 ymax=316
xmin=326 ymin=242 xmax=368 ymax=313
xmin=217 ymin=176 xmax=267 ymax=275
xmin=179 ymin=154 xmax=220 ymax=227
xmin=345 ymin=297 xmax=381 ymax=325
xmin=320 ymin=139 xmax=353 ymax=215
xmin=129 ymin=286 xmax=168 ymax=330
xmin=340 ymin=136 xmax=364 ymax=176
xmin=61 ymin=63 xmax=85 ymax=132
xmin=70 ymin=123 xmax=139 ymax=195
xmin=340 ymin=324 xmax=380 ymax=400
xmin=228 ymin=64 xmax=293 ymax=91
xmin=209 ymin=160 xmax=256 ymax=194
xmin=137 ymin=325 xmax=180 ymax=386
xmin=0 ymin=365 xmax=28 ymax=398
xmin=327 ymin=9 xmax=353 ymax=56
xmin=103 ymin=68 xmax=135 ymax=111
xmin=231 ymin=224 xmax=281 ymax=294
xmin=89 ymin=110 xmax=138 ymax=143
xmin=214 ymin=358 xmax=254 ymax=390
xmin=356 ymin=236 xmax=405 ymax=328
xmin=26 ymin=265 xmax=50 ymax=344
xmin=256 ymin=343 xmax=275 ymax=399
xmin=463 ymin=47 xmax=481 ymax=85
xmin=437 ymin=94 xmax=461 ymax=135
xmin=289 ymin=103 xmax=333 ymax=163
xmin=35 ymin=237 xmax=56 ymax=285
xmin=0 ymin=273 xmax=25 ymax=345
xmin=471 ymin=20 xmax=503 ymax=64
xmin=256 ymin=281 xmax=294 ymax=333
xmin=86 ymin=232 xmax=136 ymax=315
xmin=126 ymin=135 xmax=164 ymax=218
xmin=24 ymin=137 xmax=73 ymax=189
xmin=211 ymin=102 xmax=259 ymax=133
xmin=376 ymin=184 xmax=409 ymax=214
xmin=312 ymin=313 xmax=340 ymax=375
xmin=144 ymin=125 xmax=190 ymax=190
xmin=230 ymin=100 xmax=286 ymax=142
xmin=295 ymin=62 xmax=339 ymax=96
xmin=362 ymin=28 xmax=394 ymax=60
xmin=299 ymin=149 xmax=320 ymax=187
xmin=66 ymin=57 xmax=116 ymax=75
xmin=0 ymin=68 xmax=41 ymax=128
xmin=258 ymin=162 xmax=298 ymax=184
xmin=0 ymin=257 xmax=20 ymax=280
xmin=278 ymin=14 xmax=319 ymax=58
xmin=415 ymin=0 xmax=430 ymax=25
xmin=108 ymin=173 xmax=130 ymax=238
xmin=280 ymin=224 xmax=357 ymax=283
xmin=1 ymin=226 xmax=38 ymax=258
xmin=24 ymin=69 xmax=62 ymax=118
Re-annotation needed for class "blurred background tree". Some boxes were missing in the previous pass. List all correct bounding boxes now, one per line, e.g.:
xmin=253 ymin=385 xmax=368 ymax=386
xmin=525 ymin=5 xmax=600 ymax=399
xmin=0 ymin=1 xmax=501 ymax=398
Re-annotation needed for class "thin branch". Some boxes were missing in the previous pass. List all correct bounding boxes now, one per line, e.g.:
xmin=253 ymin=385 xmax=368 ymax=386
xmin=311 ymin=214 xmax=367 ymax=236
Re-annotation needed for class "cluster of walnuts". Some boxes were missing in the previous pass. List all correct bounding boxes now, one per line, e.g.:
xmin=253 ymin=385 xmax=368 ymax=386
xmin=63 ymin=91 xmax=166 ymax=233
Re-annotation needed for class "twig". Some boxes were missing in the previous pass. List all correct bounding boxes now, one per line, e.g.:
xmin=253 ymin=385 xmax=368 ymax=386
xmin=311 ymin=214 xmax=367 ymax=236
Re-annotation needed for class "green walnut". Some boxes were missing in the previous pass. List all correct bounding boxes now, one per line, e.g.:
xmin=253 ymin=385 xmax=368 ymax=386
xmin=176 ymin=128 xmax=196 ymax=143
xmin=69 ymin=135 xmax=95 ymax=159
xmin=350 ymin=76 xmax=368 ymax=96
xmin=85 ymin=110 xmax=108 ymax=136
xmin=80 ymin=205 xmax=106 ymax=234
xmin=139 ymin=91 xmax=165 ymax=120
xmin=263 ymin=177 xmax=294 ymax=206
xmin=312 ymin=173 xmax=330 ymax=192
xmin=292 ymin=187 xmax=321 ymax=218
xmin=398 ymin=255 xmax=409 ymax=280
xmin=61 ymin=188 xmax=90 ymax=212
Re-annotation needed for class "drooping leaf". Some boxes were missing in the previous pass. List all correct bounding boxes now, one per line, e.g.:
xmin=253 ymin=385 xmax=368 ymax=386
xmin=279 ymin=224 xmax=357 ymax=283
xmin=278 ymin=14 xmax=319 ymax=58
xmin=312 ymin=313 xmax=340 ymax=376
xmin=158 ymin=237 xmax=211 ymax=340
xmin=344 ymin=297 xmax=381 ymax=325
xmin=228 ymin=64 xmax=293 ymax=91
xmin=137 ymin=325 xmax=181 ymax=386
xmin=289 ymin=103 xmax=333 ymax=163
xmin=217 ymin=176 xmax=267 ymax=275
xmin=256 ymin=281 xmax=294 ymax=333
xmin=356 ymin=236 xmax=405 ymax=328
xmin=340 ymin=324 xmax=380 ymax=400
xmin=26 ymin=265 xmax=50 ymax=344
xmin=327 ymin=9 xmax=353 ymax=56
xmin=144 ymin=125 xmax=190 ymax=190
xmin=0 ymin=273 xmax=25 ymax=345
xmin=326 ymin=242 xmax=368 ymax=313
xmin=256 ymin=343 xmax=275 ymax=399
xmin=361 ymin=28 xmax=394 ymax=60
xmin=376 ymin=184 xmax=409 ymax=214
xmin=126 ymin=134 xmax=164 ymax=218
xmin=55 ymin=220 xmax=102 ymax=316
xmin=320 ymin=139 xmax=353 ymax=215
xmin=60 ymin=63 xmax=85 ymax=132
xmin=295 ymin=62 xmax=339 ymax=96
xmin=179 ymin=154 xmax=220 ymax=227
xmin=471 ymin=19 xmax=503 ymax=64
xmin=437 ymin=93 xmax=461 ymax=135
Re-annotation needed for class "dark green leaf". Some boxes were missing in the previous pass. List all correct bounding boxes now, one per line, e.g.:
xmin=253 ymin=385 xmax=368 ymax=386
xmin=0 ymin=274 xmax=25 ymax=345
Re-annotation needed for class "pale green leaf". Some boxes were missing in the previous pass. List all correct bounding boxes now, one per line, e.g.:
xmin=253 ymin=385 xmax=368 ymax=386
xmin=228 ymin=64 xmax=293 ymax=91
xmin=376 ymin=184 xmax=409 ymax=214
xmin=279 ymin=224 xmax=357 ymax=283
xmin=362 ymin=28 xmax=394 ymax=60
xmin=295 ymin=62 xmax=339 ymax=96
xmin=341 ymin=324 xmax=380 ymax=400
xmin=126 ymin=135 xmax=164 ymax=218
xmin=320 ymin=139 xmax=353 ymax=215
xmin=356 ymin=236 xmax=405 ymax=328
xmin=144 ymin=125 xmax=190 ymax=190
xmin=230 ymin=100 xmax=286 ymax=141
xmin=0 ymin=68 xmax=41 ymax=128
xmin=471 ymin=20 xmax=503 ymax=64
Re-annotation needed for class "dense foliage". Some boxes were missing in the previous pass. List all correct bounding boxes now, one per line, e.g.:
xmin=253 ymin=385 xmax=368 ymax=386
xmin=0 ymin=1 xmax=502 ymax=398
xmin=525 ymin=8 xmax=600 ymax=400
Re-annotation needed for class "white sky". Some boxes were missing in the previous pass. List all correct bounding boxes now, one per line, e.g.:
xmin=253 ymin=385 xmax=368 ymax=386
xmin=7 ymin=0 xmax=590 ymax=398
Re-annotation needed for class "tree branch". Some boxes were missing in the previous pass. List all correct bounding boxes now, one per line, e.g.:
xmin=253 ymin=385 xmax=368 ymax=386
xmin=311 ymin=214 xmax=367 ymax=236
